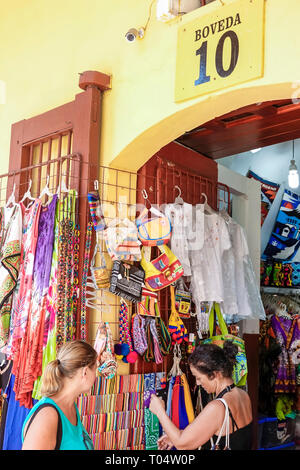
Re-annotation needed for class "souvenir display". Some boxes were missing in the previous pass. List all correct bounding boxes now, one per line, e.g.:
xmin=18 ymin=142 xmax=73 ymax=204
xmin=0 ymin=174 xmax=265 ymax=452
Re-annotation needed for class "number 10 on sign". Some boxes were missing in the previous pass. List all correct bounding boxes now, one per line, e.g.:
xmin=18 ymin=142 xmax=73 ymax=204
xmin=174 ymin=0 xmax=264 ymax=103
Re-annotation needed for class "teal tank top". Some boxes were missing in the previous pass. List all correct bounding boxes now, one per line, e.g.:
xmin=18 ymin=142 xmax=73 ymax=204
xmin=22 ymin=397 xmax=94 ymax=450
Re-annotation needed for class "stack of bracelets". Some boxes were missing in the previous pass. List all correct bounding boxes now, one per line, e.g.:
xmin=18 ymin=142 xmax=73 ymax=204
xmin=80 ymin=221 xmax=93 ymax=341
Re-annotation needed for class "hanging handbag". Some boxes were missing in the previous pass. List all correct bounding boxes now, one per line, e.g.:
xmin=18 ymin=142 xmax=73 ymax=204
xmin=136 ymin=206 xmax=172 ymax=246
xmin=90 ymin=242 xmax=110 ymax=289
xmin=168 ymin=285 xmax=188 ymax=345
xmin=109 ymin=260 xmax=145 ymax=303
xmin=104 ymin=217 xmax=141 ymax=261
xmin=87 ymin=191 xmax=107 ymax=231
xmin=141 ymin=245 xmax=184 ymax=291
xmin=131 ymin=313 xmax=148 ymax=356
xmin=202 ymin=302 xmax=248 ymax=387
xmin=175 ymin=279 xmax=191 ymax=318
xmin=138 ymin=287 xmax=160 ymax=317
xmin=94 ymin=321 xmax=117 ymax=379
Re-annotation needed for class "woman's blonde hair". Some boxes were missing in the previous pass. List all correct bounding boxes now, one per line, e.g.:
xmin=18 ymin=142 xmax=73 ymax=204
xmin=41 ymin=340 xmax=97 ymax=397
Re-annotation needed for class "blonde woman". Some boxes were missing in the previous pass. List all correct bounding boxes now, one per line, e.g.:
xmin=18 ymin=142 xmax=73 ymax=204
xmin=22 ymin=340 xmax=98 ymax=450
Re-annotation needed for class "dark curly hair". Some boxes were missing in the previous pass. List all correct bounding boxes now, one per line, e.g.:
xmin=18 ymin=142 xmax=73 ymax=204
xmin=188 ymin=342 xmax=238 ymax=379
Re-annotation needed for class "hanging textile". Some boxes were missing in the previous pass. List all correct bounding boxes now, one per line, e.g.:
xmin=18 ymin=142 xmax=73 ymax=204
xmin=220 ymin=211 xmax=265 ymax=322
xmin=271 ymin=314 xmax=300 ymax=394
xmin=247 ymin=170 xmax=280 ymax=226
xmin=263 ymin=189 xmax=300 ymax=261
xmin=0 ymin=204 xmax=22 ymax=349
xmin=12 ymin=196 xmax=58 ymax=408
xmin=166 ymin=345 xmax=195 ymax=435
xmin=144 ymin=373 xmax=160 ymax=450
xmin=33 ymin=190 xmax=77 ymax=400
xmin=4 ymin=199 xmax=42 ymax=361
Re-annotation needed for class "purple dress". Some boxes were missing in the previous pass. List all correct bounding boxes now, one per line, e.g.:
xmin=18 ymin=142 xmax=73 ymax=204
xmin=32 ymin=194 xmax=58 ymax=304
xmin=271 ymin=314 xmax=300 ymax=394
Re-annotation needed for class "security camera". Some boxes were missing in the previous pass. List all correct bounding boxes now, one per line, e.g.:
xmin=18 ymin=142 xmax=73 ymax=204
xmin=125 ymin=27 xmax=145 ymax=42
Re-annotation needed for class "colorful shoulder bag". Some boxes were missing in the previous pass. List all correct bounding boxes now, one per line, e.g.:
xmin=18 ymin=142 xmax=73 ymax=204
xmin=140 ymin=245 xmax=184 ymax=291
xmin=168 ymin=285 xmax=188 ymax=345
xmin=202 ymin=302 xmax=248 ymax=387
xmin=94 ymin=321 xmax=117 ymax=379
xmin=175 ymin=279 xmax=191 ymax=318
xmin=87 ymin=191 xmax=107 ymax=231
xmin=90 ymin=241 xmax=110 ymax=289
xmin=104 ymin=217 xmax=141 ymax=261
xmin=136 ymin=206 xmax=172 ymax=246
xmin=109 ymin=260 xmax=145 ymax=302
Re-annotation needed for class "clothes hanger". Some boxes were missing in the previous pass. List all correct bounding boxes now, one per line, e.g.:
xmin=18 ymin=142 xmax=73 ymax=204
xmin=174 ymin=185 xmax=184 ymax=205
xmin=56 ymin=173 xmax=77 ymax=196
xmin=200 ymin=192 xmax=217 ymax=215
xmin=39 ymin=175 xmax=54 ymax=203
xmin=20 ymin=179 xmax=35 ymax=205
xmin=5 ymin=183 xmax=16 ymax=208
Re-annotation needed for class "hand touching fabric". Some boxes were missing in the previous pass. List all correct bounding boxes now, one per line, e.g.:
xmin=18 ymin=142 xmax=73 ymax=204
xmin=149 ymin=394 xmax=165 ymax=416
xmin=158 ymin=434 xmax=174 ymax=450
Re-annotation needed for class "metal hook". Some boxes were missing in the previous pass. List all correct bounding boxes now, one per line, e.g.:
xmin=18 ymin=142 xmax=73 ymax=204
xmin=201 ymin=192 xmax=208 ymax=204
xmin=174 ymin=185 xmax=182 ymax=198
xmin=141 ymin=188 xmax=148 ymax=200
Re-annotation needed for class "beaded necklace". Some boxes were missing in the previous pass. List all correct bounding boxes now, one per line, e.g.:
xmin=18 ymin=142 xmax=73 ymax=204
xmin=72 ymin=223 xmax=80 ymax=340
xmin=57 ymin=218 xmax=68 ymax=349
xmin=80 ymin=222 xmax=92 ymax=340
xmin=64 ymin=218 xmax=74 ymax=342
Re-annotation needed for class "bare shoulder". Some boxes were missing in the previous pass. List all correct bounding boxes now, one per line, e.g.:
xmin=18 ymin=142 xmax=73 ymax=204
xmin=202 ymin=398 xmax=227 ymax=418
xmin=22 ymin=405 xmax=59 ymax=450
xmin=29 ymin=405 xmax=59 ymax=426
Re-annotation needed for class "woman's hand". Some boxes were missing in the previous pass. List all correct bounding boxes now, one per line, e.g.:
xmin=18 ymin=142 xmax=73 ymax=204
xmin=158 ymin=434 xmax=174 ymax=450
xmin=149 ymin=394 xmax=165 ymax=417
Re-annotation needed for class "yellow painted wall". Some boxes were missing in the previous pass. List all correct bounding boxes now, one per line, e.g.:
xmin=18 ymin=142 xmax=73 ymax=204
xmin=1 ymin=0 xmax=300 ymax=175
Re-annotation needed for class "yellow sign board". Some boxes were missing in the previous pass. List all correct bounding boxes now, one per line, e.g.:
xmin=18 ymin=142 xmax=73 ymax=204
xmin=175 ymin=0 xmax=265 ymax=103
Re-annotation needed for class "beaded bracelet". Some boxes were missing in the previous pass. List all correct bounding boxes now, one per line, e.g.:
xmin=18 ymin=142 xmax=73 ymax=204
xmin=80 ymin=222 xmax=93 ymax=340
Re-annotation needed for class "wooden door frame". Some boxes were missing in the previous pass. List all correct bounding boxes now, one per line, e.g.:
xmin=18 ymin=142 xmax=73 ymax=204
xmin=7 ymin=70 xmax=111 ymax=342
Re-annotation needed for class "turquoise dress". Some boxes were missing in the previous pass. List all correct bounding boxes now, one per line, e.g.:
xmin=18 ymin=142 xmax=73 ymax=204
xmin=22 ymin=397 xmax=94 ymax=450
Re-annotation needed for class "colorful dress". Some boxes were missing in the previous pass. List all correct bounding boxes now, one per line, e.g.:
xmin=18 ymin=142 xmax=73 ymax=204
xmin=32 ymin=191 xmax=77 ymax=400
xmin=14 ymin=196 xmax=58 ymax=408
xmin=271 ymin=314 xmax=300 ymax=394
xmin=0 ymin=205 xmax=22 ymax=349
xmin=4 ymin=199 xmax=41 ymax=362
